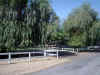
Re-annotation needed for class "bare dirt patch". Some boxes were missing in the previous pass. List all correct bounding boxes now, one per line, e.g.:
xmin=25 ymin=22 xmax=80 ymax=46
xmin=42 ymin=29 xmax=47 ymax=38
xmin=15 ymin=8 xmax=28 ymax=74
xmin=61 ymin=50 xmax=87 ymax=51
xmin=0 ymin=52 xmax=97 ymax=75
xmin=0 ymin=57 xmax=71 ymax=75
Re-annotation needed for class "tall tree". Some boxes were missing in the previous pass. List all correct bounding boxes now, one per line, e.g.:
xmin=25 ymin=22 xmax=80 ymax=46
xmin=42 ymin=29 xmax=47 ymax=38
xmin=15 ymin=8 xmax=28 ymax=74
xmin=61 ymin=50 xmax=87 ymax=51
xmin=0 ymin=0 xmax=59 ymax=52
xmin=63 ymin=3 xmax=98 ymax=47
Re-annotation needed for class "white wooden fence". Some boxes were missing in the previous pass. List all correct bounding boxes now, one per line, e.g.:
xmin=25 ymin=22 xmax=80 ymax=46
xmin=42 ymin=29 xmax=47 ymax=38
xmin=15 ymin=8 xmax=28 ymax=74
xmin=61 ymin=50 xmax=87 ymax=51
xmin=0 ymin=51 xmax=43 ymax=64
xmin=0 ymin=48 xmax=78 ymax=64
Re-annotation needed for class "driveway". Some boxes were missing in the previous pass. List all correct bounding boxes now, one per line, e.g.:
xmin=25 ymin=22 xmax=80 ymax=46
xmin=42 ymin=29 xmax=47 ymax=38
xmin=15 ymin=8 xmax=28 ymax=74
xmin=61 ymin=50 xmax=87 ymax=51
xmin=26 ymin=52 xmax=100 ymax=75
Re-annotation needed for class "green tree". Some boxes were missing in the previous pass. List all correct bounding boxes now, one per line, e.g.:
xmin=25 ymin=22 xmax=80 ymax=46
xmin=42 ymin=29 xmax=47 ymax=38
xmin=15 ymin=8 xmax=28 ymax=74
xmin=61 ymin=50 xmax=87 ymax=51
xmin=46 ymin=13 xmax=59 ymax=43
xmin=89 ymin=21 xmax=100 ymax=45
xmin=0 ymin=0 xmax=57 ymax=52
xmin=63 ymin=3 xmax=98 ymax=47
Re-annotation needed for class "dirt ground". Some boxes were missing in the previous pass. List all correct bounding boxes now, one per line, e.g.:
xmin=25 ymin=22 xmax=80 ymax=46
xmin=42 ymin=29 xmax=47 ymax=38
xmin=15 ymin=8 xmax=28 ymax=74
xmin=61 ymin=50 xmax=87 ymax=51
xmin=24 ymin=52 xmax=99 ymax=75
xmin=0 ymin=52 xmax=96 ymax=75
xmin=0 ymin=56 xmax=71 ymax=75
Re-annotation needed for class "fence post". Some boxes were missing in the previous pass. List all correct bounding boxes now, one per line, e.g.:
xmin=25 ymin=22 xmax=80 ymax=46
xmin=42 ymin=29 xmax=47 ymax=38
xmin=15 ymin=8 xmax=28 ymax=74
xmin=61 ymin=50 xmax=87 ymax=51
xmin=73 ymin=48 xmax=74 ymax=53
xmin=62 ymin=48 xmax=63 ymax=51
xmin=75 ymin=48 xmax=78 ymax=55
xmin=8 ymin=53 xmax=11 ymax=64
xmin=57 ymin=50 xmax=59 ymax=59
xmin=76 ymin=48 xmax=79 ymax=55
xmin=29 ymin=52 xmax=31 ymax=63
xmin=44 ymin=50 xmax=46 ymax=57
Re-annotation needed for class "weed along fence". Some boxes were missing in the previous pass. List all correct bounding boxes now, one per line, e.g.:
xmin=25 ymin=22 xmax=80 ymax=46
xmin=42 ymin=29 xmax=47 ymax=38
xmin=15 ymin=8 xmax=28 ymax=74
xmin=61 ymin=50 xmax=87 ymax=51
xmin=0 ymin=48 xmax=79 ymax=64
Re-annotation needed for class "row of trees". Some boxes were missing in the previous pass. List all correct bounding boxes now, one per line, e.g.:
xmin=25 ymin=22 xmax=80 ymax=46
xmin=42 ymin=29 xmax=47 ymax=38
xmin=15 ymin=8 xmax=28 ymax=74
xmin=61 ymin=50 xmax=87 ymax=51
xmin=63 ymin=3 xmax=100 ymax=47
xmin=0 ymin=0 xmax=59 ymax=52
xmin=46 ymin=3 xmax=100 ymax=48
xmin=0 ymin=1 xmax=100 ymax=52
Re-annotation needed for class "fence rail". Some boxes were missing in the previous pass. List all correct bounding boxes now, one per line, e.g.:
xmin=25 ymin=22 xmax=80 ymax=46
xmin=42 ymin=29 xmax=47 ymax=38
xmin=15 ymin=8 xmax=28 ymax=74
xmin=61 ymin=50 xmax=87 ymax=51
xmin=0 ymin=51 xmax=44 ymax=64
xmin=0 ymin=48 xmax=78 ymax=64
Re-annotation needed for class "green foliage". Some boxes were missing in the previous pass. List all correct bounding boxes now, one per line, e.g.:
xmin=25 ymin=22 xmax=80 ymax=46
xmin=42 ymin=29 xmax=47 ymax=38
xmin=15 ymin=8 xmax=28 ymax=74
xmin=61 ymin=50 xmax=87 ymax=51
xmin=68 ymin=33 xmax=86 ymax=47
xmin=47 ymin=27 xmax=68 ymax=45
xmin=89 ymin=21 xmax=100 ymax=45
xmin=0 ymin=0 xmax=57 ymax=52
xmin=63 ymin=3 xmax=98 ymax=47
xmin=46 ymin=13 xmax=60 ymax=44
xmin=1 ymin=1 xmax=100 ymax=52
